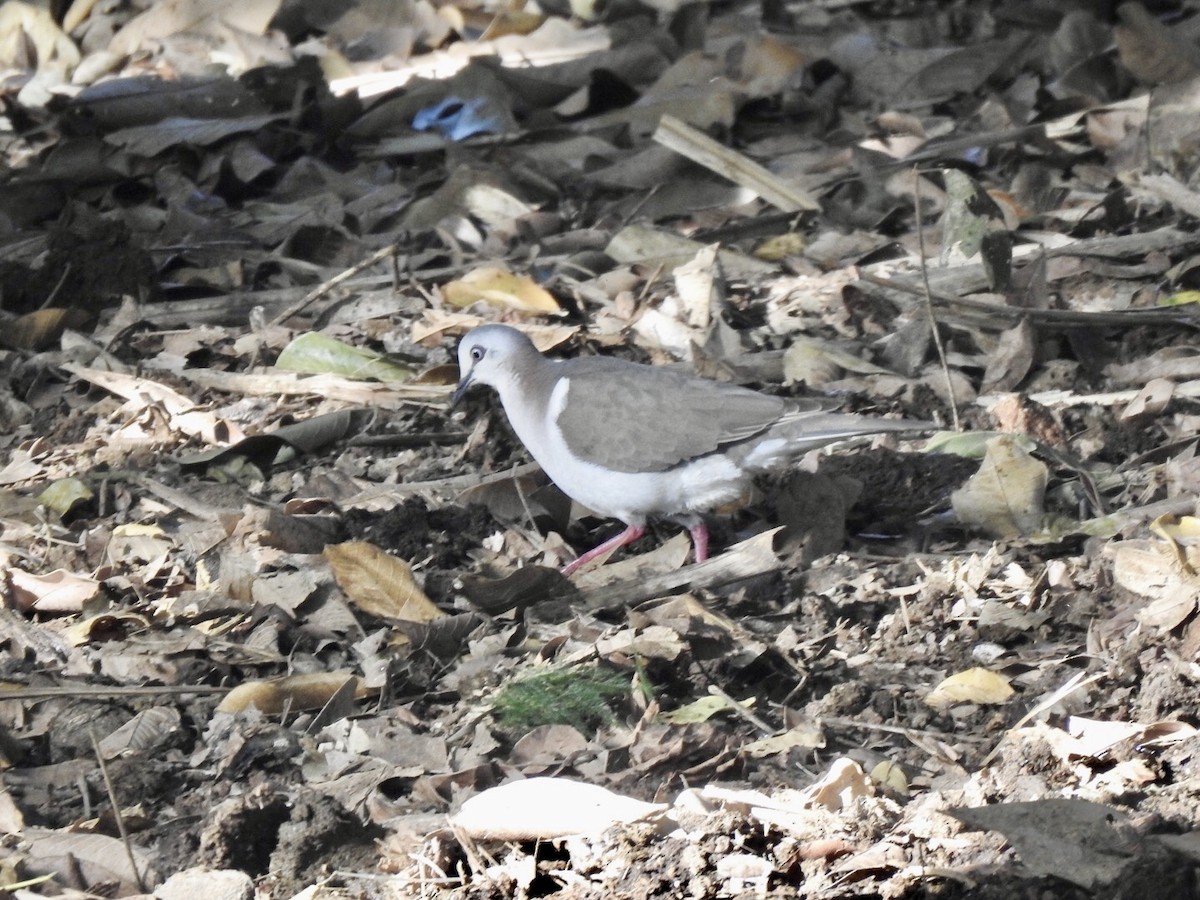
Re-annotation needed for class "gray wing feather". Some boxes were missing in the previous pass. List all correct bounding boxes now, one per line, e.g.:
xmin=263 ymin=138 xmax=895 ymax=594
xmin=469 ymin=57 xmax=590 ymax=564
xmin=555 ymin=359 xmax=787 ymax=473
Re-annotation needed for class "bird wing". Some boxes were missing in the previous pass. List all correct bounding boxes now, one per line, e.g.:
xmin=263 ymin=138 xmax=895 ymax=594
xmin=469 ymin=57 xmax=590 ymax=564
xmin=554 ymin=358 xmax=788 ymax=473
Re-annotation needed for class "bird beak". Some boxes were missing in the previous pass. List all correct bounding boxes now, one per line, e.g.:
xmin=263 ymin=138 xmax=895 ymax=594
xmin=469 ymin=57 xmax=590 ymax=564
xmin=450 ymin=367 xmax=475 ymax=409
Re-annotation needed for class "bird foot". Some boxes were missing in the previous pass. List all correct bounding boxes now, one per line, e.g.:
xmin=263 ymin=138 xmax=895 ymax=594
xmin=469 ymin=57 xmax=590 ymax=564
xmin=688 ymin=521 xmax=709 ymax=563
xmin=562 ymin=525 xmax=646 ymax=576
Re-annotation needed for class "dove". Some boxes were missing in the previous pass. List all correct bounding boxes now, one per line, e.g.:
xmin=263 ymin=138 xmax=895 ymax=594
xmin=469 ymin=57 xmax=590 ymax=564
xmin=453 ymin=325 xmax=929 ymax=575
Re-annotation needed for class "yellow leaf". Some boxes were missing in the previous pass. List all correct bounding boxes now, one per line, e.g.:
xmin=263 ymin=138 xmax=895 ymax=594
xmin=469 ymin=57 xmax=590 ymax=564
xmin=950 ymin=435 xmax=1047 ymax=537
xmin=925 ymin=667 xmax=1014 ymax=707
xmin=870 ymin=760 xmax=909 ymax=795
xmin=1162 ymin=290 xmax=1200 ymax=306
xmin=753 ymin=232 xmax=806 ymax=261
xmin=441 ymin=267 xmax=562 ymax=315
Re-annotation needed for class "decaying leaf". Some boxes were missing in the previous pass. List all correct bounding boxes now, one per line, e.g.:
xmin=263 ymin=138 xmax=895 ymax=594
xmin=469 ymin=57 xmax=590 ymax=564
xmin=324 ymin=541 xmax=444 ymax=623
xmin=951 ymin=434 xmax=1048 ymax=537
xmin=36 ymin=477 xmax=93 ymax=517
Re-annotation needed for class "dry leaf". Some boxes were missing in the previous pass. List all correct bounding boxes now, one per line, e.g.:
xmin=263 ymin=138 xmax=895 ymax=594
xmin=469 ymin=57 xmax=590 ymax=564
xmin=441 ymin=267 xmax=562 ymax=315
xmin=802 ymin=757 xmax=874 ymax=812
xmin=450 ymin=778 xmax=667 ymax=840
xmin=744 ymin=725 xmax=825 ymax=758
xmin=658 ymin=693 xmax=751 ymax=724
xmin=950 ymin=435 xmax=1047 ymax=537
xmin=216 ymin=671 xmax=365 ymax=714
xmin=325 ymin=541 xmax=444 ymax=623
xmin=870 ymin=760 xmax=909 ymax=795
xmin=1108 ymin=539 xmax=1200 ymax=630
xmin=8 ymin=568 xmax=101 ymax=613
xmin=925 ymin=667 xmax=1015 ymax=707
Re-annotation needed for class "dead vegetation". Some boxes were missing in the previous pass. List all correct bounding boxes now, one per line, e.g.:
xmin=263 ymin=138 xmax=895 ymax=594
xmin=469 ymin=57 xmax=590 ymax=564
xmin=1 ymin=0 xmax=1200 ymax=898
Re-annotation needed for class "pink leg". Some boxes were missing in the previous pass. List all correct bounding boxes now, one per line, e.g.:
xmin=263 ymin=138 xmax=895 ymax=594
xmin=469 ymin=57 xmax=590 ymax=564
xmin=688 ymin=521 xmax=709 ymax=563
xmin=562 ymin=525 xmax=646 ymax=576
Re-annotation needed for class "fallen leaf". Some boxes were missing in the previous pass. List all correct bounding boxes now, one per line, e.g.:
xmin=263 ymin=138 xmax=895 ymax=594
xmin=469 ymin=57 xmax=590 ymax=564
xmin=925 ymin=667 xmax=1015 ymax=707
xmin=216 ymin=671 xmax=365 ymax=714
xmin=8 ymin=568 xmax=102 ymax=614
xmin=450 ymin=777 xmax=667 ymax=840
xmin=325 ymin=541 xmax=444 ymax=623
xmin=275 ymin=332 xmax=414 ymax=382
xmin=441 ymin=267 xmax=562 ymax=315
xmin=951 ymin=434 xmax=1047 ymax=537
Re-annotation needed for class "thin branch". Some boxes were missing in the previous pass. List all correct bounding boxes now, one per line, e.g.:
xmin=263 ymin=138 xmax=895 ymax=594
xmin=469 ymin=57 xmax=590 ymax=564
xmin=269 ymin=239 xmax=406 ymax=327
xmin=90 ymin=732 xmax=147 ymax=894
xmin=1 ymin=684 xmax=228 ymax=702
xmin=913 ymin=168 xmax=962 ymax=430
xmin=857 ymin=270 xmax=1200 ymax=329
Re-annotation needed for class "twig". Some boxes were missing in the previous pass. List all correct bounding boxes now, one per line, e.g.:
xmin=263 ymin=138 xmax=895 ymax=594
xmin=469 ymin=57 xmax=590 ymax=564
xmin=858 ymin=270 xmax=1200 ymax=329
xmin=575 ymin=528 xmax=784 ymax=610
xmin=0 ymin=684 xmax=228 ymax=701
xmin=269 ymin=240 xmax=405 ymax=327
xmin=342 ymin=461 xmax=542 ymax=507
xmin=39 ymin=262 xmax=72 ymax=310
xmin=977 ymin=381 xmax=1200 ymax=411
xmin=706 ymin=683 xmax=775 ymax=735
xmin=349 ymin=431 xmax=469 ymax=448
xmin=653 ymin=114 xmax=820 ymax=212
xmin=912 ymin=168 xmax=962 ymax=430
xmin=89 ymin=732 xmax=147 ymax=894
xmin=978 ymin=670 xmax=1104 ymax=769
xmin=820 ymin=715 xmax=988 ymax=744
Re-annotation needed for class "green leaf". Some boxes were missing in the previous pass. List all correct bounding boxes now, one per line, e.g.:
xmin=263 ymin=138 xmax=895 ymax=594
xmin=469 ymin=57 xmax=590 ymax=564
xmin=275 ymin=333 xmax=414 ymax=382
xmin=37 ymin=478 xmax=93 ymax=517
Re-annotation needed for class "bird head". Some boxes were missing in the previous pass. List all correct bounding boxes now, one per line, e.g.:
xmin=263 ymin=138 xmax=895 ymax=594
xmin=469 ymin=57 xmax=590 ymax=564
xmin=451 ymin=324 xmax=539 ymax=407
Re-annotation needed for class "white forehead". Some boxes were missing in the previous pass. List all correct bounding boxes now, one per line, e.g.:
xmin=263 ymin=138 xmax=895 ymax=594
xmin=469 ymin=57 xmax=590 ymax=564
xmin=459 ymin=326 xmax=527 ymax=362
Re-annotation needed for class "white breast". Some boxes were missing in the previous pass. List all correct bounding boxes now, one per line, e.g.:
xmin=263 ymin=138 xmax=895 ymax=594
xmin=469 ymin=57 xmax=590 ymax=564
xmin=498 ymin=375 xmax=751 ymax=523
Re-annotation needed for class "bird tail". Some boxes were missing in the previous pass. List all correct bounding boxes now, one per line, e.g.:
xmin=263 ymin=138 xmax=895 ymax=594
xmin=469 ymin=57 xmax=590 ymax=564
xmin=731 ymin=410 xmax=932 ymax=472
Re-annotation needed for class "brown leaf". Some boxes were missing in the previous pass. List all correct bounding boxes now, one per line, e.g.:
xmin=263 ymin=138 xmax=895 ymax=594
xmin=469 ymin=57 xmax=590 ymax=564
xmin=8 ymin=568 xmax=101 ymax=613
xmin=1116 ymin=2 xmax=1200 ymax=84
xmin=980 ymin=319 xmax=1035 ymax=394
xmin=325 ymin=541 xmax=444 ymax=623
xmin=216 ymin=671 xmax=366 ymax=714
xmin=951 ymin=435 xmax=1047 ymax=537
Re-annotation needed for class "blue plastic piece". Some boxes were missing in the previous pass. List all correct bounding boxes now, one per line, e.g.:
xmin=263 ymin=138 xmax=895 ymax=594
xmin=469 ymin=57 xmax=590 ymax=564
xmin=412 ymin=95 xmax=505 ymax=140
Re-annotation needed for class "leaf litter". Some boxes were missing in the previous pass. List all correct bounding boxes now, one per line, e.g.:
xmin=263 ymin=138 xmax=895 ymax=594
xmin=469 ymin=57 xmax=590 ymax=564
xmin=1 ymin=0 xmax=1200 ymax=898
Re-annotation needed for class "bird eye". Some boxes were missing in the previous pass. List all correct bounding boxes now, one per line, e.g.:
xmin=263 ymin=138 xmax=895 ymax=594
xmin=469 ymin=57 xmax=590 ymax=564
xmin=470 ymin=347 xmax=485 ymax=362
